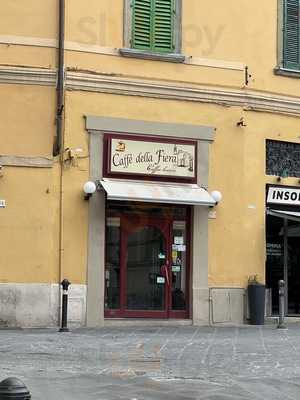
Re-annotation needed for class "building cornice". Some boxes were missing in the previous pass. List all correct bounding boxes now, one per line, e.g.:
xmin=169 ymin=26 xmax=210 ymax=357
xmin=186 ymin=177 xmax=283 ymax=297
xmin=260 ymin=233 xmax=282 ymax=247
xmin=0 ymin=66 xmax=56 ymax=86
xmin=66 ymin=71 xmax=300 ymax=117
xmin=1 ymin=65 xmax=300 ymax=117
xmin=0 ymin=155 xmax=54 ymax=168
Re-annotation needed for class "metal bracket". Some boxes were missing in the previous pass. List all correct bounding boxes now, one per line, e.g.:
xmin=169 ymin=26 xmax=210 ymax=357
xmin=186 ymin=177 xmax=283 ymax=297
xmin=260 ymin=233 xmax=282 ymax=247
xmin=245 ymin=66 xmax=252 ymax=86
xmin=95 ymin=179 xmax=103 ymax=191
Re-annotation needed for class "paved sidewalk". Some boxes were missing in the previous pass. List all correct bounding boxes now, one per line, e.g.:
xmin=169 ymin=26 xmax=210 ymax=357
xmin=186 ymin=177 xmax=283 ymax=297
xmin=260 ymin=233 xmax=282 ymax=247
xmin=1 ymin=324 xmax=300 ymax=399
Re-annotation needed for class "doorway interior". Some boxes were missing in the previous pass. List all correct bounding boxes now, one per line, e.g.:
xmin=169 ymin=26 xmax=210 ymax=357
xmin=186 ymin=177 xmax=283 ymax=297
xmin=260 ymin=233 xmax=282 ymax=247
xmin=104 ymin=201 xmax=191 ymax=319
xmin=266 ymin=212 xmax=300 ymax=315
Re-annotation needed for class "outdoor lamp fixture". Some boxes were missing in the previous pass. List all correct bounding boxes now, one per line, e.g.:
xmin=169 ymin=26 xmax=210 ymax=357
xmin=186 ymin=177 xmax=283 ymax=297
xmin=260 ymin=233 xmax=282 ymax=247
xmin=83 ymin=181 xmax=96 ymax=200
xmin=210 ymin=190 xmax=223 ymax=205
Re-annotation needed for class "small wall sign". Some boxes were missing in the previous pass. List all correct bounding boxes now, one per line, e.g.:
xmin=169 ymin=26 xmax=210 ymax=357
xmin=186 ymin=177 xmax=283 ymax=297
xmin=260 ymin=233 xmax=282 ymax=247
xmin=174 ymin=236 xmax=184 ymax=245
xmin=266 ymin=243 xmax=282 ymax=257
xmin=267 ymin=186 xmax=300 ymax=206
xmin=106 ymin=135 xmax=197 ymax=180
xmin=0 ymin=200 xmax=6 ymax=208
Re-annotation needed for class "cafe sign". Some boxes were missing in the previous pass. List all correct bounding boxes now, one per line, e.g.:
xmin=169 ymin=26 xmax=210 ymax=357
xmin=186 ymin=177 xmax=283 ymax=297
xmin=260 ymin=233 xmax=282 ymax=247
xmin=108 ymin=136 xmax=196 ymax=179
xmin=267 ymin=186 xmax=300 ymax=206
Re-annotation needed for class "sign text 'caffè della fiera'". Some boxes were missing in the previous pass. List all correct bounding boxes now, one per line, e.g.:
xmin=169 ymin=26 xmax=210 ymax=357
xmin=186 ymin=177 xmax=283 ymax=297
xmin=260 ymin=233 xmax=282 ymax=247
xmin=107 ymin=136 xmax=196 ymax=180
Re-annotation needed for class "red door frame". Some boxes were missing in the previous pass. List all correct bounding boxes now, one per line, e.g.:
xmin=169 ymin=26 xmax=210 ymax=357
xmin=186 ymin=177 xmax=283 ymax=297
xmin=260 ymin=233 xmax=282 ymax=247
xmin=104 ymin=205 xmax=191 ymax=319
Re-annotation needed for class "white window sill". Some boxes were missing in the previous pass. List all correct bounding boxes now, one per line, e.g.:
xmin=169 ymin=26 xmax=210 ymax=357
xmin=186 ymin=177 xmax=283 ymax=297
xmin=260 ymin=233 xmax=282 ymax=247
xmin=119 ymin=48 xmax=185 ymax=63
xmin=274 ymin=67 xmax=300 ymax=78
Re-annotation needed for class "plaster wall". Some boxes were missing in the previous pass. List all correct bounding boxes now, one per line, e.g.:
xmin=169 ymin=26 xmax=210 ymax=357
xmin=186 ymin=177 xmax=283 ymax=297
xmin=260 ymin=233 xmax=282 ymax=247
xmin=0 ymin=84 xmax=55 ymax=157
xmin=64 ymin=90 xmax=300 ymax=293
xmin=62 ymin=0 xmax=300 ymax=96
xmin=1 ymin=85 xmax=299 ymax=325
xmin=0 ymin=166 xmax=59 ymax=284
xmin=1 ymin=1 xmax=300 ymax=96
xmin=1 ymin=0 xmax=57 ymax=39
xmin=0 ymin=84 xmax=59 ymax=285
xmin=0 ymin=0 xmax=56 ymax=67
xmin=1 ymin=0 xmax=300 ymax=326
xmin=0 ymin=45 xmax=56 ymax=69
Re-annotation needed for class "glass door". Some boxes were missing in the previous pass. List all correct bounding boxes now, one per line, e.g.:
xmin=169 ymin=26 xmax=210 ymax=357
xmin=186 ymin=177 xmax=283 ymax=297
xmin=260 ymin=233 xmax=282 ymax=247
xmin=170 ymin=220 xmax=188 ymax=315
xmin=287 ymin=220 xmax=300 ymax=315
xmin=266 ymin=215 xmax=284 ymax=315
xmin=104 ymin=201 xmax=190 ymax=319
xmin=266 ymin=213 xmax=300 ymax=316
xmin=122 ymin=217 xmax=170 ymax=318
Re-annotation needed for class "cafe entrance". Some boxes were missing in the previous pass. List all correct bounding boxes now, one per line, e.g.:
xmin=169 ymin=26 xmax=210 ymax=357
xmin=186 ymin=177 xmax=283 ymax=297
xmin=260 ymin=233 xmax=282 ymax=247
xmin=104 ymin=201 xmax=190 ymax=318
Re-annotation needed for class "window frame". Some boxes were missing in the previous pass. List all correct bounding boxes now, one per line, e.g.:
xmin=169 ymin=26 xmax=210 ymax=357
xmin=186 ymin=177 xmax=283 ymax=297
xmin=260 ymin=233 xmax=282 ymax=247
xmin=275 ymin=0 xmax=300 ymax=77
xmin=121 ymin=0 xmax=184 ymax=63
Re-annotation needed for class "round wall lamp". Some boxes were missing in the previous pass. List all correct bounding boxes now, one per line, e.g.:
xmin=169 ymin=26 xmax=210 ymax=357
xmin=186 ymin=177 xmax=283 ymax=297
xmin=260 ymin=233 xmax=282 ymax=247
xmin=210 ymin=190 xmax=223 ymax=205
xmin=83 ymin=181 xmax=96 ymax=200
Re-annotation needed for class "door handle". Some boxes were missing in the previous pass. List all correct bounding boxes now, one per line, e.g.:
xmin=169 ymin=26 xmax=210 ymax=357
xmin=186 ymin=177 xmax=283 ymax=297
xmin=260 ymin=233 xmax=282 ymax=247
xmin=161 ymin=265 xmax=169 ymax=286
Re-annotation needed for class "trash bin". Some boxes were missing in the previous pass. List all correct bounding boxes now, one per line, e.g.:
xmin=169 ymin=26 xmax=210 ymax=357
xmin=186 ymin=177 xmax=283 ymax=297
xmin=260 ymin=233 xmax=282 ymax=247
xmin=248 ymin=283 xmax=265 ymax=325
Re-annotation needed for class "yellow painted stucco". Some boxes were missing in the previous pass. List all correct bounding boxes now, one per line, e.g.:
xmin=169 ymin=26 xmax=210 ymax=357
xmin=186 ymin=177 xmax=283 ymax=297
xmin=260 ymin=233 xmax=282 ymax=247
xmin=0 ymin=0 xmax=57 ymax=39
xmin=0 ymin=45 xmax=56 ymax=69
xmin=1 ymin=0 xmax=300 ymax=295
xmin=63 ymin=90 xmax=300 ymax=288
xmin=0 ymin=83 xmax=59 ymax=284
xmin=0 ymin=165 xmax=60 ymax=283
xmin=0 ymin=84 xmax=55 ymax=157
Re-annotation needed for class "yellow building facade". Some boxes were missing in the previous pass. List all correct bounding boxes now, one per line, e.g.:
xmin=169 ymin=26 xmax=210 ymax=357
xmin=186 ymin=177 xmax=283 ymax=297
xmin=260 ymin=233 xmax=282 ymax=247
xmin=1 ymin=0 xmax=300 ymax=327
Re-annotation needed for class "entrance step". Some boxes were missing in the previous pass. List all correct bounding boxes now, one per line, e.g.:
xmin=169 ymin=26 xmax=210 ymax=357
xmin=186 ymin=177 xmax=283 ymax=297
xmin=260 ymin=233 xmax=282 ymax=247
xmin=104 ymin=319 xmax=193 ymax=327
xmin=265 ymin=316 xmax=300 ymax=325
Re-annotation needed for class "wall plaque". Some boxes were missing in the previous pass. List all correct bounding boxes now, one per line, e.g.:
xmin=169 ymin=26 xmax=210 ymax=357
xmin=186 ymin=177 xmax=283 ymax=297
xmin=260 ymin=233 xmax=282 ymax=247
xmin=107 ymin=136 xmax=197 ymax=180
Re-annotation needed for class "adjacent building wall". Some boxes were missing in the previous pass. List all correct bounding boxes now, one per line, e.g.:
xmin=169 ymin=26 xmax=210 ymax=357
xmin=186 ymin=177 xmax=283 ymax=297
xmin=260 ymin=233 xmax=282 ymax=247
xmin=1 ymin=0 xmax=300 ymax=326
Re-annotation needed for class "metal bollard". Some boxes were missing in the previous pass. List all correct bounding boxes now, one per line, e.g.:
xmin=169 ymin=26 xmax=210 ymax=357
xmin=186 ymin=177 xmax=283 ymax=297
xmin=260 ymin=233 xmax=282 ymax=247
xmin=277 ymin=280 xmax=287 ymax=329
xmin=0 ymin=377 xmax=31 ymax=399
xmin=59 ymin=278 xmax=71 ymax=332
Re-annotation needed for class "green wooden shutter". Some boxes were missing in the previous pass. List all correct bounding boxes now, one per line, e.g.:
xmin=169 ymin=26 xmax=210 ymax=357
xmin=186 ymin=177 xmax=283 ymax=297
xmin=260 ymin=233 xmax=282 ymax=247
xmin=132 ymin=0 xmax=152 ymax=50
xmin=132 ymin=0 xmax=175 ymax=53
xmin=283 ymin=0 xmax=300 ymax=70
xmin=153 ymin=0 xmax=174 ymax=52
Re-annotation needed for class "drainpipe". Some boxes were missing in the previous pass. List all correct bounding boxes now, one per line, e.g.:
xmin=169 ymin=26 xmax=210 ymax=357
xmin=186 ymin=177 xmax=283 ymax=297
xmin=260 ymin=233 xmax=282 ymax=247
xmin=55 ymin=0 xmax=66 ymax=326
xmin=53 ymin=0 xmax=65 ymax=157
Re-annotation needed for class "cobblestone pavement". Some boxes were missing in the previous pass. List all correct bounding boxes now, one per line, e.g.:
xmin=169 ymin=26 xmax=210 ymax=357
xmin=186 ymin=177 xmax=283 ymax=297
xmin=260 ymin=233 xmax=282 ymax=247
xmin=1 ymin=324 xmax=300 ymax=399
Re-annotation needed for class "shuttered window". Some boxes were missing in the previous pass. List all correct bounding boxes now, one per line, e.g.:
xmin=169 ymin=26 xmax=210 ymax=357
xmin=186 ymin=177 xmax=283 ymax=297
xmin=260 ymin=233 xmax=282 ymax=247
xmin=283 ymin=0 xmax=300 ymax=70
xmin=132 ymin=0 xmax=175 ymax=53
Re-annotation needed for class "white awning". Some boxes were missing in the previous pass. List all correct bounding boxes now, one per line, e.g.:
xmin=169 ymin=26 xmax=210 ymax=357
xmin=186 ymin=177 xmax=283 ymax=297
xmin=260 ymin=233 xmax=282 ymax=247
xmin=99 ymin=179 xmax=216 ymax=206
xmin=267 ymin=209 xmax=300 ymax=222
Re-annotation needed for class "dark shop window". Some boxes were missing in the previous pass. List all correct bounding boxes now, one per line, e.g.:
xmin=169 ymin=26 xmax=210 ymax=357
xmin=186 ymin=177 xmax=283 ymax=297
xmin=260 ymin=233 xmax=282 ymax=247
xmin=266 ymin=140 xmax=300 ymax=178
